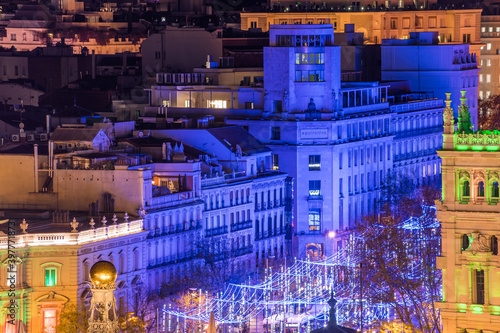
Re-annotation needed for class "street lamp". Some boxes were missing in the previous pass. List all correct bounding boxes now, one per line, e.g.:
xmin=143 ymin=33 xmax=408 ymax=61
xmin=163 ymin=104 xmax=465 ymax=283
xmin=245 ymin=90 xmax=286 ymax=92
xmin=325 ymin=231 xmax=336 ymax=257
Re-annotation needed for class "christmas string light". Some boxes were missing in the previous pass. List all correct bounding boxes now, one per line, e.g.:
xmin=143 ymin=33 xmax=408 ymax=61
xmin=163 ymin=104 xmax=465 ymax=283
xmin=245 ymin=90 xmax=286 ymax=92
xmin=164 ymin=210 xmax=440 ymax=331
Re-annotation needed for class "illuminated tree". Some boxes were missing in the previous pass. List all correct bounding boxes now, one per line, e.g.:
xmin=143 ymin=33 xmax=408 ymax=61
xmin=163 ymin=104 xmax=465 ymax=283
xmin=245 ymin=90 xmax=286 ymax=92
xmin=56 ymin=303 xmax=88 ymax=333
xmin=349 ymin=174 xmax=442 ymax=332
xmin=479 ymin=95 xmax=500 ymax=131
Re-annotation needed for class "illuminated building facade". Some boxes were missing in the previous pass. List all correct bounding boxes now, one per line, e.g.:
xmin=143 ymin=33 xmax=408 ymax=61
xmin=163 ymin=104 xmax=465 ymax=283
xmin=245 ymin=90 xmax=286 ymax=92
xmin=239 ymin=9 xmax=481 ymax=46
xmin=381 ymin=32 xmax=480 ymax=129
xmin=479 ymin=15 xmax=500 ymax=99
xmin=437 ymin=91 xmax=500 ymax=331
xmin=0 ymin=214 xmax=146 ymax=333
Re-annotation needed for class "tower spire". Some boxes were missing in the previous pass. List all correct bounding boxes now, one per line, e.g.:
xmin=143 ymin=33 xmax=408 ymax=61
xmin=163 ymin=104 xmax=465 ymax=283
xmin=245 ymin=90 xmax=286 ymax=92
xmin=457 ymin=90 xmax=472 ymax=133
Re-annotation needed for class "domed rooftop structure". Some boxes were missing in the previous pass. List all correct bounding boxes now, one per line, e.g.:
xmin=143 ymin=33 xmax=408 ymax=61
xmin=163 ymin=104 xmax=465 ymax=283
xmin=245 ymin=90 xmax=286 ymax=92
xmin=89 ymin=261 xmax=117 ymax=287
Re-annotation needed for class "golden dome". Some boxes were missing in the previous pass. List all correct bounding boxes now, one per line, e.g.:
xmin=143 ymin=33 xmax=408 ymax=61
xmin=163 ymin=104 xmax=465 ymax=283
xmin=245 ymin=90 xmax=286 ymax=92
xmin=89 ymin=261 xmax=117 ymax=287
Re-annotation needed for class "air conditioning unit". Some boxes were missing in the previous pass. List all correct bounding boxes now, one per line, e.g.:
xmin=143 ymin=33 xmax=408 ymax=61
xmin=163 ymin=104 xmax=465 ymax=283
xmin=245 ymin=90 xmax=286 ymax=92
xmin=27 ymin=134 xmax=35 ymax=142
xmin=11 ymin=134 xmax=20 ymax=142
xmin=40 ymin=133 xmax=48 ymax=141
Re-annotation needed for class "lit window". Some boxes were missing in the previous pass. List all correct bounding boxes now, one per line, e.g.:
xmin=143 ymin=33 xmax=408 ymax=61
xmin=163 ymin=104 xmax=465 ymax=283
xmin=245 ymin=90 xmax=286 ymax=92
xmin=487 ymin=74 xmax=491 ymax=83
xmin=488 ymin=43 xmax=492 ymax=50
xmin=481 ymin=27 xmax=486 ymax=32
xmin=480 ymin=74 xmax=483 ymax=83
xmin=184 ymin=100 xmax=190 ymax=107
xmin=497 ymin=27 xmax=500 ymax=33
xmin=487 ymin=91 xmax=491 ymax=99
xmin=207 ymin=100 xmax=227 ymax=108
xmin=308 ymin=208 xmax=321 ymax=231
xmin=488 ymin=59 xmax=491 ymax=66
xmin=309 ymin=180 xmax=321 ymax=196
xmin=309 ymin=155 xmax=321 ymax=171
xmin=489 ymin=27 xmax=493 ymax=32
xmin=45 ymin=268 xmax=57 ymax=287
xmin=43 ymin=309 xmax=57 ymax=333
xmin=272 ymin=154 xmax=279 ymax=170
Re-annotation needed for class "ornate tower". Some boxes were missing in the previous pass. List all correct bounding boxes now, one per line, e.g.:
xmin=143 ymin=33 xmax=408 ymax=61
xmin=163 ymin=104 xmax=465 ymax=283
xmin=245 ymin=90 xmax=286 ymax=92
xmin=88 ymin=261 xmax=119 ymax=333
xmin=437 ymin=91 xmax=500 ymax=331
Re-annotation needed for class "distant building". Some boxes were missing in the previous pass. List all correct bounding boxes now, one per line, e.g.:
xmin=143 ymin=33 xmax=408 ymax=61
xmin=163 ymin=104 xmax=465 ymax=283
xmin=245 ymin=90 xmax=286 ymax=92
xmin=381 ymin=31 xmax=479 ymax=128
xmin=479 ymin=15 xmax=500 ymax=99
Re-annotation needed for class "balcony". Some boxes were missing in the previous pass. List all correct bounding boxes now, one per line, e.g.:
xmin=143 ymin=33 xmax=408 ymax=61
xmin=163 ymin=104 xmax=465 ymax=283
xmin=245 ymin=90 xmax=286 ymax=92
xmin=232 ymin=245 xmax=254 ymax=258
xmin=231 ymin=220 xmax=253 ymax=232
xmin=205 ymin=225 xmax=228 ymax=238
xmin=255 ymin=227 xmax=285 ymax=240
xmin=147 ymin=251 xmax=198 ymax=269
xmin=148 ymin=220 xmax=202 ymax=238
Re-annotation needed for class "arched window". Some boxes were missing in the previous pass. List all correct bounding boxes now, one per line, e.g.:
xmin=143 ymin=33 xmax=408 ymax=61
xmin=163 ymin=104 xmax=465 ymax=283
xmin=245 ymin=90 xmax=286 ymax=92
xmin=493 ymin=182 xmax=499 ymax=200
xmin=83 ymin=261 xmax=90 ymax=282
xmin=461 ymin=234 xmax=470 ymax=251
xmin=463 ymin=180 xmax=470 ymax=198
xmin=478 ymin=181 xmax=485 ymax=197
xmin=492 ymin=235 xmax=498 ymax=255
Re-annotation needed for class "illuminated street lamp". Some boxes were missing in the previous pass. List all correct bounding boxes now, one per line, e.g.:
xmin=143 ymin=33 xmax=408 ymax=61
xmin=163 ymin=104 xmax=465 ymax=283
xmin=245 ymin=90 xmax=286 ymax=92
xmin=324 ymin=231 xmax=336 ymax=257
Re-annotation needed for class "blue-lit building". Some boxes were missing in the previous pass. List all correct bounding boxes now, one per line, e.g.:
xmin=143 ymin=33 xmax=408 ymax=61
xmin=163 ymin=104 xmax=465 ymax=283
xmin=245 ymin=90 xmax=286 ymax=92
xmin=227 ymin=25 xmax=444 ymax=258
xmin=143 ymin=24 xmax=475 ymax=258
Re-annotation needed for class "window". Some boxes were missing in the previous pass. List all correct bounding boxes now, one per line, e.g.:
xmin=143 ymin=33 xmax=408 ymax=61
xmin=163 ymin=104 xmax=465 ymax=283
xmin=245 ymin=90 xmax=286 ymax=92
xmin=272 ymin=154 xmax=279 ymax=170
xmin=271 ymin=127 xmax=281 ymax=140
xmin=463 ymin=34 xmax=471 ymax=43
xmin=45 ymin=268 xmax=57 ymax=286
xmin=184 ymin=100 xmax=191 ymax=107
xmin=273 ymin=100 xmax=282 ymax=113
xmin=339 ymin=178 xmax=343 ymax=196
xmin=309 ymin=180 xmax=321 ymax=196
xmin=480 ymin=74 xmax=483 ymax=83
xmin=22 ymin=32 xmax=26 ymax=41
xmin=308 ymin=208 xmax=321 ymax=231
xmin=309 ymin=155 xmax=321 ymax=171
xmin=33 ymin=33 xmax=39 ymax=41
xmin=463 ymin=180 xmax=471 ymax=198
xmin=295 ymin=70 xmax=324 ymax=82
xmin=482 ymin=27 xmax=486 ymax=33
xmin=492 ymin=182 xmax=499 ymax=199
xmin=295 ymin=53 xmax=325 ymax=65
xmin=478 ymin=181 xmax=485 ymax=197
xmin=488 ymin=59 xmax=492 ymax=67
xmin=338 ymin=152 xmax=343 ymax=169
xmin=207 ymin=100 xmax=227 ymax=108
xmin=461 ymin=234 xmax=470 ymax=251
xmin=475 ymin=269 xmax=485 ymax=305
xmin=390 ymin=18 xmax=397 ymax=29
xmin=14 ymin=66 xmax=18 ymax=76
xmin=10 ymin=34 xmax=16 ymax=41
xmin=416 ymin=16 xmax=423 ymax=28
xmin=429 ymin=17 xmax=437 ymax=28
xmin=250 ymin=21 xmax=257 ymax=28
xmin=492 ymin=235 xmax=499 ymax=255
xmin=43 ymin=310 xmax=57 ymax=333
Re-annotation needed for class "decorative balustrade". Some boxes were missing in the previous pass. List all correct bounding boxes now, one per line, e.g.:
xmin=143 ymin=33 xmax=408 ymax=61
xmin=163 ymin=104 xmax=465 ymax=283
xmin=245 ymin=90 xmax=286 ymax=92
xmin=205 ymin=225 xmax=228 ymax=237
xmin=230 ymin=220 xmax=253 ymax=232
xmin=0 ymin=219 xmax=144 ymax=249
xmin=455 ymin=131 xmax=500 ymax=151
xmin=255 ymin=227 xmax=285 ymax=240
xmin=147 ymin=250 xmax=198 ymax=268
